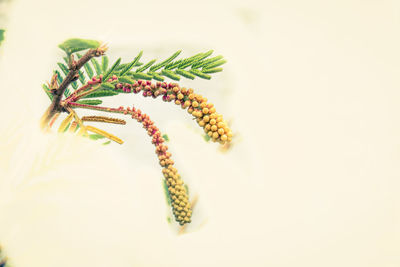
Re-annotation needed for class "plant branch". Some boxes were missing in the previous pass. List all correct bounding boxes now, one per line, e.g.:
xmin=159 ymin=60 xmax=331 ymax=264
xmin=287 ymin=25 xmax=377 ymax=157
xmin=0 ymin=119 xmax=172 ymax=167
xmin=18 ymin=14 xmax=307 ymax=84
xmin=41 ymin=47 xmax=106 ymax=129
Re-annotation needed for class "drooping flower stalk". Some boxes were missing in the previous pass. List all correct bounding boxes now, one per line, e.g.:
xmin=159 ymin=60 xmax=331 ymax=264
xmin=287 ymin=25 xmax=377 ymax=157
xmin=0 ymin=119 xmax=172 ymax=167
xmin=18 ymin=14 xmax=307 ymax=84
xmin=69 ymin=102 xmax=192 ymax=225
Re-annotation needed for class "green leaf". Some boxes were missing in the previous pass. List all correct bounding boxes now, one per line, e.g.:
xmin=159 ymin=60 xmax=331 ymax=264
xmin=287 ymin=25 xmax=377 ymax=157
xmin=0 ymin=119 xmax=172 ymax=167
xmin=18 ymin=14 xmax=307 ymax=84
xmin=162 ymin=134 xmax=169 ymax=142
xmin=162 ymin=179 xmax=172 ymax=206
xmin=100 ymin=82 xmax=115 ymax=90
xmin=175 ymin=69 xmax=195 ymax=80
xmin=193 ymin=55 xmax=223 ymax=68
xmin=191 ymin=50 xmax=213 ymax=66
xmin=189 ymin=69 xmax=211 ymax=80
xmin=57 ymin=63 xmax=69 ymax=76
xmin=58 ymin=38 xmax=100 ymax=55
xmin=148 ymin=72 xmax=164 ymax=81
xmin=89 ymin=134 xmax=106 ymax=140
xmin=71 ymin=81 xmax=78 ymax=90
xmin=184 ymin=184 xmax=189 ymax=194
xmin=165 ymin=59 xmax=183 ymax=70
xmin=76 ymin=99 xmax=103 ymax=105
xmin=130 ymin=72 xmax=153 ymax=80
xmin=203 ymin=134 xmax=211 ymax=142
xmin=202 ymin=67 xmax=223 ymax=74
xmin=103 ymin=58 xmax=121 ymax=81
xmin=0 ymin=29 xmax=5 ymax=46
xmin=78 ymin=70 xmax=86 ymax=84
xmin=42 ymin=84 xmax=53 ymax=100
xmin=102 ymin=140 xmax=111 ymax=145
xmin=119 ymin=51 xmax=143 ymax=76
xmin=135 ymin=59 xmax=156 ymax=73
xmin=150 ymin=50 xmax=181 ymax=71
xmin=161 ymin=69 xmax=180 ymax=81
xmin=62 ymin=123 xmax=71 ymax=133
xmin=118 ymin=76 xmax=135 ymax=84
xmin=91 ymin=58 xmax=102 ymax=75
xmin=203 ymin=59 xmax=227 ymax=69
xmin=82 ymin=89 xmax=118 ymax=98
xmin=102 ymin=56 xmax=109 ymax=72
xmin=177 ymin=53 xmax=203 ymax=69
xmin=55 ymin=70 xmax=63 ymax=84
xmin=74 ymin=123 xmax=80 ymax=132
xmin=63 ymin=56 xmax=70 ymax=65
xmin=84 ymin=62 xmax=94 ymax=78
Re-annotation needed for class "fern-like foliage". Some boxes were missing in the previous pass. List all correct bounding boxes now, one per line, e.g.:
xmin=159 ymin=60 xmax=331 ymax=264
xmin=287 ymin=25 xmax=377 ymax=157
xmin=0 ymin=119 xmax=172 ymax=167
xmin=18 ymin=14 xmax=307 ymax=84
xmin=43 ymin=45 xmax=226 ymax=100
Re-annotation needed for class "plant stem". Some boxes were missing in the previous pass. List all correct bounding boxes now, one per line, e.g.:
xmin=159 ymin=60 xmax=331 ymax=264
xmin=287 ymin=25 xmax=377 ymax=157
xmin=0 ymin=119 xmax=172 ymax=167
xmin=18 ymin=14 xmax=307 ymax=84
xmin=40 ymin=48 xmax=106 ymax=128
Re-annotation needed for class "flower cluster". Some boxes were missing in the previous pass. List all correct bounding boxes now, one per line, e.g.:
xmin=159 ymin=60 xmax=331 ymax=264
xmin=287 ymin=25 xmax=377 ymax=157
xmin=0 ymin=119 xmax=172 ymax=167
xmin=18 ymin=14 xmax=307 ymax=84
xmin=123 ymin=105 xmax=192 ymax=225
xmin=114 ymin=80 xmax=233 ymax=144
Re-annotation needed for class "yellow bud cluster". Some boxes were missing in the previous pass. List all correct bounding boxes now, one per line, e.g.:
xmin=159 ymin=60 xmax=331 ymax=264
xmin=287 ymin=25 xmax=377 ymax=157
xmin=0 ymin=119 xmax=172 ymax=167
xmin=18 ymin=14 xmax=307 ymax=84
xmin=162 ymin=166 xmax=192 ymax=225
xmin=130 ymin=81 xmax=233 ymax=145
xmin=182 ymin=91 xmax=233 ymax=144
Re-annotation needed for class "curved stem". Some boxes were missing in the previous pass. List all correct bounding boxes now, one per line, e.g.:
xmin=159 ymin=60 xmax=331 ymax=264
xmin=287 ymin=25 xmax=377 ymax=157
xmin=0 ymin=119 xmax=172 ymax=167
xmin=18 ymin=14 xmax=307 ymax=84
xmin=69 ymin=102 xmax=192 ymax=225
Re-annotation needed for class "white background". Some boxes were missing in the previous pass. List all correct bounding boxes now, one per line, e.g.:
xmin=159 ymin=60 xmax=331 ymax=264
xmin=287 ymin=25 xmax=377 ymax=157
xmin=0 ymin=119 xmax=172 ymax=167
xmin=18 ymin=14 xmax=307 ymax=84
xmin=0 ymin=0 xmax=399 ymax=266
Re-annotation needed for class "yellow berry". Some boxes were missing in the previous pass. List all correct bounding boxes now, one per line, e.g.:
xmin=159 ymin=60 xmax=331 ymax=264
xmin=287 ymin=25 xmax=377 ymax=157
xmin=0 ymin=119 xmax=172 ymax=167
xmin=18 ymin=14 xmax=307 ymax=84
xmin=210 ymin=107 xmax=216 ymax=113
xmin=205 ymin=124 xmax=211 ymax=131
xmin=218 ymin=128 xmax=225 ymax=135
xmin=188 ymin=93 xmax=195 ymax=100
xmin=192 ymin=101 xmax=199 ymax=107
xmin=202 ymin=107 xmax=209 ymax=114
xmin=211 ymin=125 xmax=218 ymax=131
xmin=210 ymin=119 xmax=216 ymax=125
xmin=203 ymin=115 xmax=210 ymax=122
xmin=221 ymin=134 xmax=228 ymax=141
xmin=212 ymin=132 xmax=219 ymax=139
xmin=177 ymin=93 xmax=184 ymax=99
xmin=199 ymin=120 xmax=205 ymax=127
xmin=208 ymin=131 xmax=213 ymax=137
xmin=210 ymin=113 xmax=217 ymax=119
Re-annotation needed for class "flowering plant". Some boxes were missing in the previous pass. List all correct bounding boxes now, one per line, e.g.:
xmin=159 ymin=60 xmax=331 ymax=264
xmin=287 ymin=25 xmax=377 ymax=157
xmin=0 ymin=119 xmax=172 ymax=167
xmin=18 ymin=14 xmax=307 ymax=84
xmin=40 ymin=38 xmax=233 ymax=227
